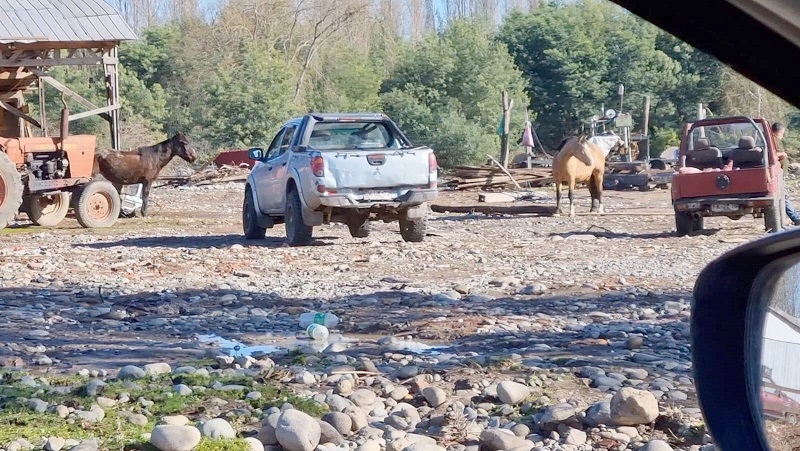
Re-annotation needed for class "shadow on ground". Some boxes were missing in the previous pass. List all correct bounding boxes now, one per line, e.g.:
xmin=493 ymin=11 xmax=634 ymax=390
xmin=72 ymin=234 xmax=338 ymax=249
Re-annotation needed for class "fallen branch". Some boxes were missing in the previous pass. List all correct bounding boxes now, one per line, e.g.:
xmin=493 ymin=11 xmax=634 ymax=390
xmin=485 ymin=155 xmax=522 ymax=189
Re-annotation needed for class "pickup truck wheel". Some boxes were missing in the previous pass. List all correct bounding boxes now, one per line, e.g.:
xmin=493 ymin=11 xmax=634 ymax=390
xmin=347 ymin=214 xmax=370 ymax=238
xmin=285 ymin=187 xmax=313 ymax=246
xmin=399 ymin=215 xmax=427 ymax=243
xmin=675 ymin=211 xmax=703 ymax=236
xmin=242 ymin=188 xmax=266 ymax=239
xmin=765 ymin=200 xmax=783 ymax=233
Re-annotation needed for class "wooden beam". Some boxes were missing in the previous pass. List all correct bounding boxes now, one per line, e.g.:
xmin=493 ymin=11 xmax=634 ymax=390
xmin=0 ymin=101 xmax=41 ymax=129
xmin=30 ymin=69 xmax=112 ymax=122
xmin=68 ymin=104 xmax=118 ymax=122
xmin=0 ymin=56 xmax=107 ymax=67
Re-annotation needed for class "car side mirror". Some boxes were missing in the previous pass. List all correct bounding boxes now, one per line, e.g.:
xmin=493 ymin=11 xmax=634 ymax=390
xmin=693 ymin=228 xmax=800 ymax=451
xmin=248 ymin=147 xmax=265 ymax=160
xmin=295 ymin=145 xmax=308 ymax=153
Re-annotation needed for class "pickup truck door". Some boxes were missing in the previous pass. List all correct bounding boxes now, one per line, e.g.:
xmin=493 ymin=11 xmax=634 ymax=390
xmin=263 ymin=125 xmax=297 ymax=213
xmin=254 ymin=128 xmax=286 ymax=213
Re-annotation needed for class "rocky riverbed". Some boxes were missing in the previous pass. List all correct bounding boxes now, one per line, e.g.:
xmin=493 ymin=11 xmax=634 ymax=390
xmin=0 ymin=184 xmax=789 ymax=450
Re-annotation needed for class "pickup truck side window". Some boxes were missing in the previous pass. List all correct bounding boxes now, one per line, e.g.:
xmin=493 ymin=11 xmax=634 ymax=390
xmin=277 ymin=126 xmax=296 ymax=158
xmin=265 ymin=129 xmax=285 ymax=161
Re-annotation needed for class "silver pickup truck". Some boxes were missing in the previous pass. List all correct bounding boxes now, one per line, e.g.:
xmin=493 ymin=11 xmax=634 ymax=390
xmin=243 ymin=113 xmax=439 ymax=246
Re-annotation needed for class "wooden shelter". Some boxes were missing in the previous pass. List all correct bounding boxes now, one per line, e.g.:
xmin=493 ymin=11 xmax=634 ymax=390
xmin=0 ymin=0 xmax=137 ymax=149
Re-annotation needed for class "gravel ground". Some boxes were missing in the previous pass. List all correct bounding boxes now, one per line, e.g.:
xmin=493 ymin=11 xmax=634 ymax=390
xmin=0 ymin=182 xmax=793 ymax=451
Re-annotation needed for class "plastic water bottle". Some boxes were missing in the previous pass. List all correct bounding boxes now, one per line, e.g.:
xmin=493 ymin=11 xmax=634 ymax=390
xmin=307 ymin=324 xmax=330 ymax=341
xmin=299 ymin=312 xmax=339 ymax=329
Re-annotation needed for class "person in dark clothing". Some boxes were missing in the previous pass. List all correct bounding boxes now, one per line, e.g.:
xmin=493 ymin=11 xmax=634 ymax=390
xmin=773 ymin=122 xmax=800 ymax=225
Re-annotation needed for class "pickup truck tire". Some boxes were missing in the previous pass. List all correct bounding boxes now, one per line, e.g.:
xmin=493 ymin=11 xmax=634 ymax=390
xmin=675 ymin=211 xmax=703 ymax=236
xmin=242 ymin=187 xmax=266 ymax=239
xmin=399 ymin=215 xmax=427 ymax=243
xmin=764 ymin=199 xmax=783 ymax=233
xmin=347 ymin=214 xmax=370 ymax=238
xmin=285 ymin=187 xmax=313 ymax=246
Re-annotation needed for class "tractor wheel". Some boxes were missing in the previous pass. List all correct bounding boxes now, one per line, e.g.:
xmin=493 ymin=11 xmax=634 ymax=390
xmin=75 ymin=180 xmax=121 ymax=228
xmin=26 ymin=193 xmax=71 ymax=227
xmin=675 ymin=211 xmax=703 ymax=236
xmin=0 ymin=152 xmax=22 ymax=230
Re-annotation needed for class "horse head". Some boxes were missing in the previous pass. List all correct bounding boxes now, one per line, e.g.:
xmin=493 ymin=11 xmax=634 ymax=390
xmin=169 ymin=132 xmax=198 ymax=163
xmin=571 ymin=135 xmax=596 ymax=167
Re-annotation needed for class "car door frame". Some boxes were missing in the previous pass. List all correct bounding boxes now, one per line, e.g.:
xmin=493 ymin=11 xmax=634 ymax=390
xmin=253 ymin=128 xmax=286 ymax=213
xmin=263 ymin=125 xmax=297 ymax=214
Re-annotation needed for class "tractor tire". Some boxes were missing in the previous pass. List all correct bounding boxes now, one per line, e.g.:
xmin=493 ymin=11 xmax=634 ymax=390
xmin=0 ymin=152 xmax=22 ymax=230
xmin=284 ymin=187 xmax=313 ymax=246
xmin=26 ymin=192 xmax=71 ymax=227
xmin=242 ymin=187 xmax=266 ymax=239
xmin=347 ymin=213 xmax=370 ymax=238
xmin=75 ymin=180 xmax=121 ymax=228
xmin=675 ymin=211 xmax=703 ymax=236
xmin=399 ymin=213 xmax=428 ymax=243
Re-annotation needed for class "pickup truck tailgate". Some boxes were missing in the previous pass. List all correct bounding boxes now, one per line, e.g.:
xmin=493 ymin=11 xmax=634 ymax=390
xmin=324 ymin=148 xmax=431 ymax=189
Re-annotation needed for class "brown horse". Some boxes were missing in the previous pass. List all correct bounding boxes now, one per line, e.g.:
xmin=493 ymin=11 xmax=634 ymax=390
xmin=552 ymin=135 xmax=606 ymax=217
xmin=93 ymin=132 xmax=197 ymax=217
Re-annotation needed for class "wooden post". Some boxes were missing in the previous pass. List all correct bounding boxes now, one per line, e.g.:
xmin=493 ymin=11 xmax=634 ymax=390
xmin=643 ymin=95 xmax=651 ymax=162
xmin=38 ymin=77 xmax=47 ymax=136
xmin=500 ymin=90 xmax=514 ymax=169
xmin=698 ymin=103 xmax=706 ymax=138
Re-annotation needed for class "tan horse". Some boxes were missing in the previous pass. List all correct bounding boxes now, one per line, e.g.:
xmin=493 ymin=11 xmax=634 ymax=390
xmin=552 ymin=135 xmax=606 ymax=217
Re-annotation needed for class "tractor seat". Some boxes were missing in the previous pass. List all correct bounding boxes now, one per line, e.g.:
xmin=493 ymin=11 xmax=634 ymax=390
xmin=729 ymin=135 xmax=765 ymax=168
xmin=687 ymin=138 xmax=723 ymax=169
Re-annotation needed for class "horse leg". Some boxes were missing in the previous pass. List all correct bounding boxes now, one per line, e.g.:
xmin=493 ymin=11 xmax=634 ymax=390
xmin=555 ymin=181 xmax=563 ymax=216
xmin=568 ymin=177 xmax=577 ymax=218
xmin=140 ymin=181 xmax=151 ymax=217
xmin=589 ymin=172 xmax=605 ymax=214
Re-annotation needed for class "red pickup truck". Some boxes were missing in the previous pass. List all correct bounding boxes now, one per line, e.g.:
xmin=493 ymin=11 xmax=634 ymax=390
xmin=671 ymin=116 xmax=786 ymax=235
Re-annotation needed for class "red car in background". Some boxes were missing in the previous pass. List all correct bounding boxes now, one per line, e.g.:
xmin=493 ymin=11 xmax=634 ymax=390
xmin=761 ymin=385 xmax=800 ymax=424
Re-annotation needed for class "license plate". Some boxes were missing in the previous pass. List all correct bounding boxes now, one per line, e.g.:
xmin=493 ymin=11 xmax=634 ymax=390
xmin=362 ymin=191 xmax=396 ymax=201
xmin=711 ymin=203 xmax=740 ymax=213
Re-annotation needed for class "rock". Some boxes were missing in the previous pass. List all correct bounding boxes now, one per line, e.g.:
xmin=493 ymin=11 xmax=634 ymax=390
xmin=257 ymin=412 xmax=281 ymax=445
xmin=173 ymin=384 xmax=192 ymax=396
xmin=357 ymin=440 xmax=382 ymax=451
xmin=128 ymin=413 xmax=149 ymax=427
xmin=390 ymin=386 xmax=409 ymax=401
xmin=401 ymin=445 xmax=446 ymax=451
xmin=496 ymin=381 xmax=530 ymax=405
xmin=69 ymin=440 xmax=100 ymax=451
xmin=422 ymin=386 xmax=448 ymax=407
xmin=199 ymin=418 xmax=236 ymax=439
xmin=118 ymin=365 xmax=146 ymax=380
xmin=275 ymin=409 xmax=322 ymax=451
xmin=626 ymin=336 xmax=644 ymax=350
xmin=564 ymin=428 xmax=587 ymax=446
xmin=317 ymin=419 xmax=345 ymax=445
xmin=350 ymin=389 xmax=377 ymax=408
xmin=343 ymin=405 xmax=369 ymax=431
xmin=85 ymin=379 xmax=105 ymax=396
xmin=75 ymin=405 xmax=105 ymax=423
xmin=45 ymin=437 xmax=66 ymax=451
xmin=144 ymin=363 xmax=172 ymax=376
xmin=322 ymin=412 xmax=353 ymax=436
xmin=610 ymin=388 xmax=660 ymax=426
xmin=641 ymin=439 xmax=675 ymax=451
xmin=539 ymin=403 xmax=575 ymax=426
xmin=161 ymin=415 xmax=190 ymax=426
xmin=244 ymin=437 xmax=265 ymax=451
xmin=150 ymin=425 xmax=202 ymax=451
xmin=28 ymin=398 xmax=48 ymax=413
xmin=480 ymin=429 xmax=532 ymax=451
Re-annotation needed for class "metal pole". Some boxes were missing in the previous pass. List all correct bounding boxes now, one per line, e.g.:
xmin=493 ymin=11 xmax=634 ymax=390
xmin=38 ymin=77 xmax=47 ymax=137
xmin=698 ymin=103 xmax=706 ymax=138
xmin=643 ymin=95 xmax=651 ymax=164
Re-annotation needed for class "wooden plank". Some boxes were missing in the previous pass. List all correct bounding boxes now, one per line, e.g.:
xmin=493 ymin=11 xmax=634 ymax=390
xmin=68 ymin=104 xmax=118 ymax=121
xmin=0 ymin=100 xmax=41 ymax=128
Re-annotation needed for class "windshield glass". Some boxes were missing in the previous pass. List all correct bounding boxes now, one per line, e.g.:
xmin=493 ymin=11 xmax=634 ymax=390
xmin=308 ymin=121 xmax=407 ymax=150
xmin=688 ymin=121 xmax=767 ymax=150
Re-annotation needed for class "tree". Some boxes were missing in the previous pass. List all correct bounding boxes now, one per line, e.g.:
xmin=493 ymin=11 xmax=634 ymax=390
xmin=381 ymin=19 xmax=530 ymax=167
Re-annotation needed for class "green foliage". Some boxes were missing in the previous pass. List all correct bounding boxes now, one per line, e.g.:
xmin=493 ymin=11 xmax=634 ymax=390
xmin=381 ymin=19 xmax=530 ymax=167
xmin=308 ymin=42 xmax=383 ymax=112
xmin=650 ymin=126 xmax=682 ymax=157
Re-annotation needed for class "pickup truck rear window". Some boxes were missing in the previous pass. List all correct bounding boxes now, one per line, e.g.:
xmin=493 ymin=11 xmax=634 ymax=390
xmin=308 ymin=121 xmax=406 ymax=150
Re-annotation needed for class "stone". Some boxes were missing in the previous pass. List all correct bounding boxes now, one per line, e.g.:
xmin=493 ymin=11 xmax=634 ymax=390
xmin=244 ymin=437 xmax=265 ymax=451
xmin=564 ymin=428 xmax=587 ymax=446
xmin=275 ymin=409 xmax=322 ymax=451
xmin=199 ymin=418 xmax=236 ymax=439
xmin=144 ymin=363 xmax=172 ymax=376
xmin=317 ymin=419 xmax=345 ymax=445
xmin=45 ymin=437 xmax=66 ymax=451
xmin=343 ymin=405 xmax=369 ymax=431
xmin=161 ymin=415 xmax=190 ymax=426
xmin=257 ymin=412 xmax=281 ymax=445
xmin=641 ymin=439 xmax=675 ymax=451
xmin=128 ymin=414 xmax=149 ymax=427
xmin=496 ymin=381 xmax=530 ymax=405
xmin=422 ymin=386 xmax=448 ymax=407
xmin=118 ymin=365 xmax=146 ymax=380
xmin=150 ymin=425 xmax=202 ymax=451
xmin=322 ymin=412 xmax=353 ymax=436
xmin=610 ymin=388 xmax=660 ymax=426
xmin=350 ymin=389 xmax=377 ymax=408
xmin=480 ymin=429 xmax=532 ymax=451
xmin=539 ymin=403 xmax=575 ymax=426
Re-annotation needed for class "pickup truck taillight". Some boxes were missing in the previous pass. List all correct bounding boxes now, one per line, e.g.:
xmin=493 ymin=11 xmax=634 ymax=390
xmin=311 ymin=156 xmax=325 ymax=177
xmin=428 ymin=152 xmax=438 ymax=189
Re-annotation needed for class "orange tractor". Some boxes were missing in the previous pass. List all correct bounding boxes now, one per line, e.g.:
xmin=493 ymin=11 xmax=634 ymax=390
xmin=0 ymin=107 xmax=120 ymax=230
